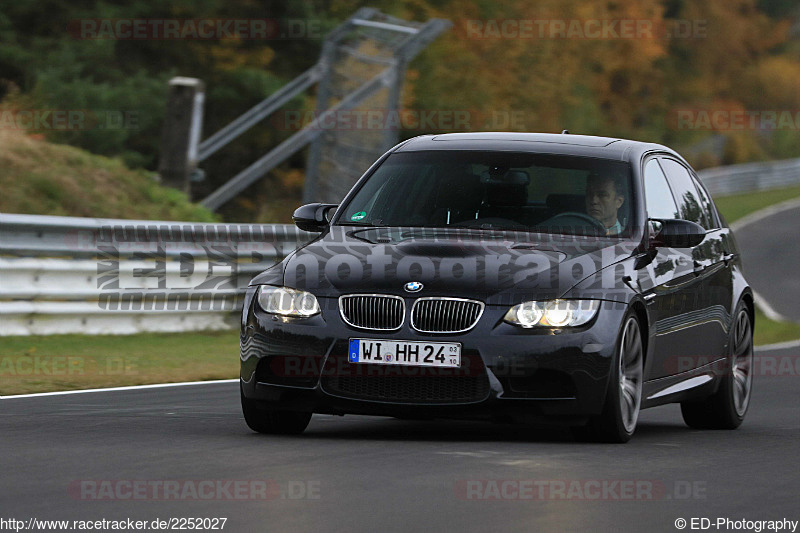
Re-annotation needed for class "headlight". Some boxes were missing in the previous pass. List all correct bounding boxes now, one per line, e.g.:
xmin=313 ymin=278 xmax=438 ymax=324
xmin=256 ymin=286 xmax=320 ymax=317
xmin=504 ymin=299 xmax=600 ymax=328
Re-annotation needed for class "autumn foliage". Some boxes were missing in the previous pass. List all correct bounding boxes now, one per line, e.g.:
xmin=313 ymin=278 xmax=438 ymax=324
xmin=1 ymin=0 xmax=798 ymax=222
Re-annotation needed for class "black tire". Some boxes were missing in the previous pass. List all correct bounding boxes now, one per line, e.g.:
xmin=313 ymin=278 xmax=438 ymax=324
xmin=680 ymin=301 xmax=753 ymax=430
xmin=241 ymin=385 xmax=312 ymax=435
xmin=573 ymin=310 xmax=644 ymax=443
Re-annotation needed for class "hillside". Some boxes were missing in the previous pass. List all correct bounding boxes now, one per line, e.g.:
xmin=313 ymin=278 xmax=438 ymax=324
xmin=0 ymin=130 xmax=217 ymax=221
xmin=2 ymin=1 xmax=798 ymax=222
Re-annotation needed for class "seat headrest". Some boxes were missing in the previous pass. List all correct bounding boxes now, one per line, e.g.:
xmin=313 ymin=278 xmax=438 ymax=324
xmin=500 ymin=169 xmax=530 ymax=186
xmin=546 ymin=194 xmax=586 ymax=212
xmin=436 ymin=171 xmax=484 ymax=208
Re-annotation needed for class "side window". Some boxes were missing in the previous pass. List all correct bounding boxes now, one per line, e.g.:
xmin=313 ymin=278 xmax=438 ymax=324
xmin=691 ymin=175 xmax=719 ymax=229
xmin=643 ymin=159 xmax=679 ymax=220
xmin=659 ymin=158 xmax=708 ymax=229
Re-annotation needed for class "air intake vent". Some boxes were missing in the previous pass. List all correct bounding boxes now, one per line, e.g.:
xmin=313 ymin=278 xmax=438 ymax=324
xmin=339 ymin=294 xmax=405 ymax=330
xmin=321 ymin=352 xmax=491 ymax=404
xmin=411 ymin=298 xmax=484 ymax=333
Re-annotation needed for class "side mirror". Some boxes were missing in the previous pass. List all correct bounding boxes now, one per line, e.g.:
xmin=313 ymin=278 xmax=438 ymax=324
xmin=292 ymin=203 xmax=338 ymax=232
xmin=649 ymin=218 xmax=706 ymax=248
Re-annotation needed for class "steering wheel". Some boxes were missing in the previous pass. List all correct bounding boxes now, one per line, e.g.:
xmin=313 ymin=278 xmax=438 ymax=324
xmin=541 ymin=211 xmax=607 ymax=233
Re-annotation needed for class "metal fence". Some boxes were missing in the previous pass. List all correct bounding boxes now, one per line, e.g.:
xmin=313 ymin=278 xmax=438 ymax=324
xmin=2 ymin=156 xmax=799 ymax=336
xmin=0 ymin=214 xmax=312 ymax=335
xmin=697 ymin=157 xmax=800 ymax=197
xmin=197 ymin=9 xmax=450 ymax=210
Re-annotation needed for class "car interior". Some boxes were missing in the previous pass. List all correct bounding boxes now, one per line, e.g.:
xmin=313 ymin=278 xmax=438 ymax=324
xmin=340 ymin=153 xmax=632 ymax=236
xmin=427 ymin=167 xmax=630 ymax=234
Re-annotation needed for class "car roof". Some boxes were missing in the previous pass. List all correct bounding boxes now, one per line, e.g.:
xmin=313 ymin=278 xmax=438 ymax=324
xmin=394 ymin=132 xmax=677 ymax=163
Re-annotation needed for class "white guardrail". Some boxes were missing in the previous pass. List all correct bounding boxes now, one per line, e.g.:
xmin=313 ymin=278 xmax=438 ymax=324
xmin=0 ymin=214 xmax=313 ymax=335
xmin=1 ymin=157 xmax=798 ymax=336
xmin=697 ymin=157 xmax=800 ymax=197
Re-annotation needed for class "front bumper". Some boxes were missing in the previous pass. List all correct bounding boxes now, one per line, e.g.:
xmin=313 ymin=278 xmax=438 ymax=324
xmin=240 ymin=289 xmax=627 ymax=424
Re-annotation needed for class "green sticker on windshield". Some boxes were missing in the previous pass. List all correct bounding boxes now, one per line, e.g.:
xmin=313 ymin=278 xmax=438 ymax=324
xmin=351 ymin=211 xmax=367 ymax=221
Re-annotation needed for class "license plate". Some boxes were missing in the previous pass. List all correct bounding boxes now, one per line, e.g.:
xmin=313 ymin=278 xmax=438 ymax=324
xmin=348 ymin=339 xmax=461 ymax=368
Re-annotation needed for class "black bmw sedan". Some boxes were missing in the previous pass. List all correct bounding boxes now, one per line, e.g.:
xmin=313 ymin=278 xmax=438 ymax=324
xmin=240 ymin=132 xmax=754 ymax=442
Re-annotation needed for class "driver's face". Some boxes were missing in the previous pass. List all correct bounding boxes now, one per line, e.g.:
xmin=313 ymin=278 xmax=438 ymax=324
xmin=586 ymin=179 xmax=624 ymax=228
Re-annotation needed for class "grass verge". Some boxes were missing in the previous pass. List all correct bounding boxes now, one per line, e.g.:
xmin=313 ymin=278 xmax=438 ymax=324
xmin=753 ymin=308 xmax=800 ymax=347
xmin=713 ymin=185 xmax=800 ymax=346
xmin=0 ymin=331 xmax=238 ymax=396
xmin=0 ymin=130 xmax=218 ymax=221
xmin=713 ymin=185 xmax=800 ymax=225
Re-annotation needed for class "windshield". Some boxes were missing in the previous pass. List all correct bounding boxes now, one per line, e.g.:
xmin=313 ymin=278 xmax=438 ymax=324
xmin=335 ymin=150 xmax=634 ymax=237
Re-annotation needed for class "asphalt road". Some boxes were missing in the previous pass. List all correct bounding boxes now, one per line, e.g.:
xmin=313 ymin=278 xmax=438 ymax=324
xmin=736 ymin=203 xmax=800 ymax=322
xmin=2 ymin=345 xmax=798 ymax=533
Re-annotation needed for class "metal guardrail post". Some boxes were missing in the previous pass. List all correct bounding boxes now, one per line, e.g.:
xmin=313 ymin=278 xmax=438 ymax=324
xmin=157 ymin=77 xmax=205 ymax=194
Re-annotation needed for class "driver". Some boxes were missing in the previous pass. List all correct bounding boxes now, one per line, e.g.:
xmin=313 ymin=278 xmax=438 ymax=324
xmin=585 ymin=173 xmax=625 ymax=235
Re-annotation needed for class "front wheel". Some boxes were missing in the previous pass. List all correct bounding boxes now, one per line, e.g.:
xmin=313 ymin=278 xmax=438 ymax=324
xmin=680 ymin=301 xmax=753 ymax=429
xmin=241 ymin=385 xmax=312 ymax=435
xmin=573 ymin=312 xmax=644 ymax=443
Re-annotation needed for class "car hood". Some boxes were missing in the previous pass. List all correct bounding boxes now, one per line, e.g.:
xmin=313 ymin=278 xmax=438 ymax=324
xmin=251 ymin=226 xmax=637 ymax=304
